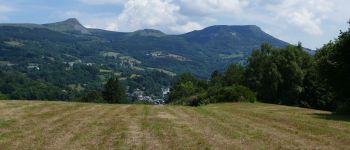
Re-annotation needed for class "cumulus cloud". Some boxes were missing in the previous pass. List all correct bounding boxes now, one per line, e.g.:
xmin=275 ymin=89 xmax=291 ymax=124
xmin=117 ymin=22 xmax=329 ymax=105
xmin=110 ymin=0 xmax=203 ymax=33
xmin=266 ymin=0 xmax=334 ymax=35
xmin=169 ymin=21 xmax=203 ymax=33
xmin=65 ymin=0 xmax=349 ymax=48
xmin=177 ymin=0 xmax=249 ymax=16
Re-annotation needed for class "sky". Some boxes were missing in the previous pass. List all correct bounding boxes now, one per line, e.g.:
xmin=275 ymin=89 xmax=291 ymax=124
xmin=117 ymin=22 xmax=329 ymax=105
xmin=0 ymin=0 xmax=349 ymax=49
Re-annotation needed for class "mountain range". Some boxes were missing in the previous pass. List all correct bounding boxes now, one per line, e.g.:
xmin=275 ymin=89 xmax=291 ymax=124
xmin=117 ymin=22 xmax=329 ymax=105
xmin=0 ymin=18 xmax=312 ymax=98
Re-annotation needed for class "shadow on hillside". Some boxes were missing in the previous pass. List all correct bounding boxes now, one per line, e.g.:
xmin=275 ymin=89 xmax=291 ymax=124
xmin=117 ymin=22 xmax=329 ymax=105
xmin=312 ymin=113 xmax=350 ymax=122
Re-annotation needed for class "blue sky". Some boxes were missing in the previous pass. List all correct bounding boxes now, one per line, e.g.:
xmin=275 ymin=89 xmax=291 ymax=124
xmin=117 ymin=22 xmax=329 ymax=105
xmin=0 ymin=0 xmax=349 ymax=49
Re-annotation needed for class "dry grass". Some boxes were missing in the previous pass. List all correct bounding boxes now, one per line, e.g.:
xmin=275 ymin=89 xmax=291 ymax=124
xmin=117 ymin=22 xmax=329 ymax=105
xmin=0 ymin=100 xmax=349 ymax=150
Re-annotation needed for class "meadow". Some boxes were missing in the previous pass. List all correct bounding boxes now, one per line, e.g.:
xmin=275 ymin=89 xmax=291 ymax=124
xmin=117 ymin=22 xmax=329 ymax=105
xmin=0 ymin=100 xmax=349 ymax=149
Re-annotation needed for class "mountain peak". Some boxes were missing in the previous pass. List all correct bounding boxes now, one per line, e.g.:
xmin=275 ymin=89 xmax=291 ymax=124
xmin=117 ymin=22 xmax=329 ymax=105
xmin=43 ymin=18 xmax=90 ymax=34
xmin=130 ymin=29 xmax=166 ymax=37
xmin=182 ymin=24 xmax=287 ymax=47
xmin=62 ymin=18 xmax=80 ymax=24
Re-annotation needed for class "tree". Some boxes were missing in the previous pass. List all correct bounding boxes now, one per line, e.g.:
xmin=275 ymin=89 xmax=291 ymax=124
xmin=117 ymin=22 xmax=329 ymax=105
xmin=168 ymin=73 xmax=198 ymax=102
xmin=299 ymin=66 xmax=336 ymax=110
xmin=316 ymin=21 xmax=350 ymax=113
xmin=215 ymin=85 xmax=256 ymax=103
xmin=245 ymin=43 xmax=313 ymax=105
xmin=223 ymin=63 xmax=244 ymax=86
xmin=102 ymin=77 xmax=126 ymax=103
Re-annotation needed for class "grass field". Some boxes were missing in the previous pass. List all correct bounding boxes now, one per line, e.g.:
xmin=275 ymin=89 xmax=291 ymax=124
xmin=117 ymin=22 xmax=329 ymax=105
xmin=0 ymin=101 xmax=349 ymax=149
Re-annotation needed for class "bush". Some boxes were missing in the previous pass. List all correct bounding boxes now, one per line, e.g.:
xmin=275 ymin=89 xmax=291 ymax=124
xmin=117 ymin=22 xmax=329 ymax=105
xmin=188 ymin=93 xmax=210 ymax=107
xmin=0 ymin=92 xmax=8 ymax=100
xmin=80 ymin=91 xmax=103 ymax=103
xmin=215 ymin=85 xmax=256 ymax=103
xmin=171 ymin=93 xmax=209 ymax=107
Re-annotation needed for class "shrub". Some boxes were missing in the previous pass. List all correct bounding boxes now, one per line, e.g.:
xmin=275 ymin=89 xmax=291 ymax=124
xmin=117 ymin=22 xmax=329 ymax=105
xmin=216 ymin=85 xmax=256 ymax=103
xmin=80 ymin=91 xmax=103 ymax=103
xmin=0 ymin=92 xmax=8 ymax=100
xmin=171 ymin=93 xmax=209 ymax=107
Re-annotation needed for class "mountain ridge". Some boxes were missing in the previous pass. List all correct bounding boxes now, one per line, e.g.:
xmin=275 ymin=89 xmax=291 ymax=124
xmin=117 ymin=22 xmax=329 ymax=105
xmin=0 ymin=18 xmax=302 ymax=77
xmin=0 ymin=18 xmax=314 ymax=99
xmin=0 ymin=18 xmax=315 ymax=54
xmin=0 ymin=18 xmax=287 ymax=39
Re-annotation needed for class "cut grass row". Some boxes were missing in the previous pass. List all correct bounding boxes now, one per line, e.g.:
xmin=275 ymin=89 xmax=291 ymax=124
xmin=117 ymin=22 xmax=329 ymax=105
xmin=0 ymin=100 xmax=349 ymax=149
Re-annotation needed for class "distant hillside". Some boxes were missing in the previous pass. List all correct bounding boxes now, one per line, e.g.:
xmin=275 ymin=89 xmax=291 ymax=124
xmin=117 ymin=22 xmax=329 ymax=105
xmin=0 ymin=18 xmax=307 ymax=100
xmin=43 ymin=18 xmax=91 ymax=34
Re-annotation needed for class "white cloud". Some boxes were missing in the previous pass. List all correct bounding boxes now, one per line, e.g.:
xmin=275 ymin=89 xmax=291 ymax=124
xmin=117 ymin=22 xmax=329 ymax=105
xmin=266 ymin=0 xmax=334 ymax=35
xmin=178 ymin=0 xmax=249 ymax=16
xmin=110 ymin=0 xmax=203 ymax=33
xmin=286 ymin=9 xmax=322 ymax=35
xmin=170 ymin=21 xmax=203 ymax=33
xmin=79 ymin=0 xmax=125 ymax=5
xmin=64 ymin=0 xmax=349 ymax=49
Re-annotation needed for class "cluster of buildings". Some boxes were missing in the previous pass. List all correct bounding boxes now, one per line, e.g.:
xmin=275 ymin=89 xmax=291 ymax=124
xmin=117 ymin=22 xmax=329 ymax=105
xmin=130 ymin=87 xmax=170 ymax=105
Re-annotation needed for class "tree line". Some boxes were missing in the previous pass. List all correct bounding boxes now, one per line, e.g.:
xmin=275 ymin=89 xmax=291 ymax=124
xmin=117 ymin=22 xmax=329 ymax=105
xmin=169 ymin=21 xmax=350 ymax=113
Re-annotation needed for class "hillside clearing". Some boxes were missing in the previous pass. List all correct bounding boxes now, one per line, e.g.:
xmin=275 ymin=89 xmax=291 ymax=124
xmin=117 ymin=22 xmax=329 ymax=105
xmin=0 ymin=101 xmax=349 ymax=149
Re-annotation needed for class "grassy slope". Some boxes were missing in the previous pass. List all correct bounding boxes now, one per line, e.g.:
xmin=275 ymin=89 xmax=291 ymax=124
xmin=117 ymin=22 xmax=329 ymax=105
xmin=0 ymin=101 xmax=349 ymax=150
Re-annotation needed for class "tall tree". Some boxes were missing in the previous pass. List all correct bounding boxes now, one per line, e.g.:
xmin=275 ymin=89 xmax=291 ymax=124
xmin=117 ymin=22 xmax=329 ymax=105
xmin=102 ymin=77 xmax=126 ymax=103
xmin=316 ymin=21 xmax=350 ymax=112
xmin=168 ymin=73 xmax=202 ymax=103
xmin=245 ymin=43 xmax=313 ymax=105
xmin=223 ymin=63 xmax=245 ymax=86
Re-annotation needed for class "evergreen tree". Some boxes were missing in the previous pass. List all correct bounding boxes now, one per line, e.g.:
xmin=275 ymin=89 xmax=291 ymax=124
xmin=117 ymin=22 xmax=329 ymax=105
xmin=102 ymin=77 xmax=126 ymax=103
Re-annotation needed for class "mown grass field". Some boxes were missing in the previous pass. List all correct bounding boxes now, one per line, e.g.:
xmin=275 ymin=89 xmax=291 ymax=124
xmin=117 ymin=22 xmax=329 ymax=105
xmin=0 ymin=101 xmax=349 ymax=150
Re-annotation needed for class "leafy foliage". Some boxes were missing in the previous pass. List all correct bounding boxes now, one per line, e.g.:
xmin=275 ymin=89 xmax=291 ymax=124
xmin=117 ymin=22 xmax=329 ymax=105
xmin=0 ymin=92 xmax=8 ymax=100
xmin=102 ymin=78 xmax=127 ymax=104
xmin=316 ymin=21 xmax=350 ymax=113
xmin=211 ymin=85 xmax=256 ymax=103
xmin=80 ymin=91 xmax=103 ymax=103
xmin=168 ymin=73 xmax=206 ymax=102
xmin=243 ymin=43 xmax=336 ymax=110
xmin=0 ymin=70 xmax=68 ymax=100
xmin=169 ymin=66 xmax=256 ymax=106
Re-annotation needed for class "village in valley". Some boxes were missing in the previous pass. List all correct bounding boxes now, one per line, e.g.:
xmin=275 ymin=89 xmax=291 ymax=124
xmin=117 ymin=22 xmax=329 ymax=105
xmin=129 ymin=87 xmax=169 ymax=105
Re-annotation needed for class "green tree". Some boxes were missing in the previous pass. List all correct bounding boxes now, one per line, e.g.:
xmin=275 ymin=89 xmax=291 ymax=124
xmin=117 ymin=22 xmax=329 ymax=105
xmin=102 ymin=77 xmax=126 ymax=103
xmin=215 ymin=85 xmax=256 ymax=103
xmin=223 ymin=63 xmax=245 ymax=86
xmin=299 ymin=66 xmax=336 ymax=110
xmin=168 ymin=73 xmax=197 ymax=102
xmin=0 ymin=92 xmax=8 ymax=100
xmin=245 ymin=43 xmax=313 ymax=105
xmin=316 ymin=21 xmax=350 ymax=113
